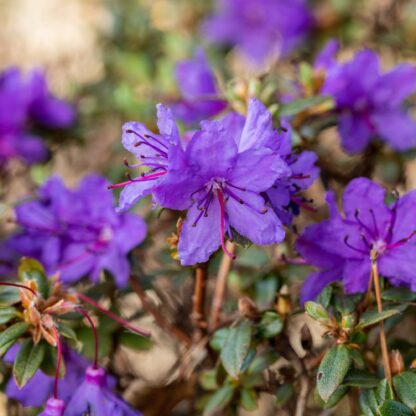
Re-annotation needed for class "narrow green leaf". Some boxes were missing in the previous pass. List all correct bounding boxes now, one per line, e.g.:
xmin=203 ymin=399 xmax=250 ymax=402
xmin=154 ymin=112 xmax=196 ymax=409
xmin=317 ymin=345 xmax=351 ymax=401
xmin=359 ymin=390 xmax=378 ymax=416
xmin=305 ymin=301 xmax=329 ymax=322
xmin=393 ymin=371 xmax=416 ymax=410
xmin=58 ymin=322 xmax=78 ymax=342
xmin=13 ymin=339 xmax=46 ymax=387
xmin=323 ymin=385 xmax=349 ymax=409
xmin=0 ymin=286 xmax=21 ymax=306
xmin=0 ymin=306 xmax=18 ymax=325
xmin=210 ymin=328 xmax=230 ymax=351
xmin=258 ymin=311 xmax=283 ymax=339
xmin=358 ymin=309 xmax=400 ymax=328
xmin=220 ymin=321 xmax=252 ymax=379
xmin=382 ymin=287 xmax=416 ymax=302
xmin=277 ymin=96 xmax=334 ymax=117
xmin=0 ymin=322 xmax=30 ymax=356
xmin=378 ymin=400 xmax=413 ymax=416
xmin=118 ymin=332 xmax=152 ymax=351
xmin=41 ymin=343 xmax=66 ymax=378
xmin=343 ymin=369 xmax=380 ymax=388
xmin=199 ymin=369 xmax=218 ymax=391
xmin=203 ymin=384 xmax=234 ymax=416
xmin=240 ymin=388 xmax=258 ymax=411
xmin=275 ymin=384 xmax=294 ymax=407
xmin=18 ymin=258 xmax=49 ymax=299
xmin=376 ymin=379 xmax=394 ymax=402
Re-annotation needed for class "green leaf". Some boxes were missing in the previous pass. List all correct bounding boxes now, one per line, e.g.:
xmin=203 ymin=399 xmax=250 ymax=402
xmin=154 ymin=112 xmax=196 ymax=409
xmin=323 ymin=385 xmax=349 ymax=409
xmin=18 ymin=258 xmax=49 ymax=299
xmin=220 ymin=321 xmax=252 ymax=379
xmin=240 ymin=388 xmax=257 ymax=411
xmin=275 ymin=384 xmax=294 ymax=407
xmin=376 ymin=379 xmax=394 ymax=402
xmin=305 ymin=301 xmax=329 ymax=322
xmin=317 ymin=345 xmax=351 ymax=402
xmin=210 ymin=328 xmax=230 ymax=351
xmin=359 ymin=390 xmax=378 ymax=416
xmin=248 ymin=349 xmax=279 ymax=374
xmin=0 ymin=306 xmax=18 ymax=325
xmin=0 ymin=286 xmax=21 ymax=306
xmin=358 ymin=309 xmax=401 ymax=328
xmin=203 ymin=384 xmax=234 ymax=416
xmin=258 ymin=311 xmax=283 ymax=339
xmin=316 ymin=286 xmax=333 ymax=308
xmin=13 ymin=339 xmax=46 ymax=387
xmin=118 ymin=332 xmax=152 ymax=351
xmin=382 ymin=287 xmax=416 ymax=302
xmin=58 ymin=322 xmax=78 ymax=342
xmin=343 ymin=369 xmax=379 ymax=388
xmin=277 ymin=96 xmax=334 ymax=117
xmin=393 ymin=371 xmax=416 ymax=410
xmin=41 ymin=343 xmax=66 ymax=378
xmin=378 ymin=400 xmax=413 ymax=416
xmin=0 ymin=322 xmax=30 ymax=356
xmin=199 ymin=369 xmax=218 ymax=391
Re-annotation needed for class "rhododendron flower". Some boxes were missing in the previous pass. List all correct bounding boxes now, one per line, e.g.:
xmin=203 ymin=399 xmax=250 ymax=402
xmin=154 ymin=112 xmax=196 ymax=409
xmin=154 ymin=99 xmax=292 ymax=264
xmin=0 ymin=67 xmax=75 ymax=165
xmin=114 ymin=104 xmax=184 ymax=212
xmin=321 ymin=50 xmax=416 ymax=153
xmin=63 ymin=366 xmax=142 ymax=416
xmin=297 ymin=178 xmax=416 ymax=302
xmin=5 ymin=345 xmax=90 ymax=407
xmin=8 ymin=175 xmax=146 ymax=286
xmin=172 ymin=50 xmax=227 ymax=124
xmin=39 ymin=398 xmax=66 ymax=416
xmin=202 ymin=0 xmax=312 ymax=64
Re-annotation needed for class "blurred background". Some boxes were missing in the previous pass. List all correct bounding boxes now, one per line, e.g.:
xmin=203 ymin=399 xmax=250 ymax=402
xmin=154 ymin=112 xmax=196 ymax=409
xmin=1 ymin=0 xmax=416 ymax=415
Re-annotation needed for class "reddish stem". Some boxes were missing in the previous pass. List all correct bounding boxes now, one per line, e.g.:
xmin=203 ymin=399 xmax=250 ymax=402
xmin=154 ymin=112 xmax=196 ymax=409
xmin=77 ymin=292 xmax=151 ymax=337
xmin=216 ymin=190 xmax=236 ymax=260
xmin=0 ymin=281 xmax=37 ymax=296
xmin=76 ymin=307 xmax=99 ymax=369
xmin=53 ymin=328 xmax=63 ymax=400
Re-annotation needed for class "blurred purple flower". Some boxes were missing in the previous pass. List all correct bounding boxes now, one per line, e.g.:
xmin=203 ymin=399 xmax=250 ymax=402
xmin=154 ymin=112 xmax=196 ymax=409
xmin=63 ymin=366 xmax=142 ymax=416
xmin=202 ymin=0 xmax=312 ymax=64
xmin=8 ymin=175 xmax=146 ymax=286
xmin=0 ymin=67 xmax=75 ymax=165
xmin=172 ymin=50 xmax=227 ymax=124
xmin=322 ymin=50 xmax=416 ymax=153
xmin=297 ymin=178 xmax=416 ymax=303
xmin=39 ymin=398 xmax=66 ymax=416
xmin=153 ymin=99 xmax=292 ymax=265
xmin=5 ymin=344 xmax=89 ymax=408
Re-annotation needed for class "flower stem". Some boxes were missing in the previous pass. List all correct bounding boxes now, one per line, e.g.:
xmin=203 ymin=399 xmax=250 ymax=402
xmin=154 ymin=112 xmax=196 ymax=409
xmin=77 ymin=292 xmax=151 ymax=338
xmin=53 ymin=328 xmax=63 ymax=400
xmin=76 ymin=307 xmax=99 ymax=368
xmin=209 ymin=241 xmax=235 ymax=331
xmin=0 ymin=281 xmax=37 ymax=296
xmin=371 ymin=256 xmax=391 ymax=385
xmin=192 ymin=263 xmax=208 ymax=339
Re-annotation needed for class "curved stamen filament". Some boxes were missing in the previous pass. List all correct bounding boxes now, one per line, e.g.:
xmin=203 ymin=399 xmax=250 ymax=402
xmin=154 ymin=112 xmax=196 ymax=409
xmin=216 ymin=190 xmax=236 ymax=260
xmin=344 ymin=235 xmax=368 ymax=255
xmin=224 ymin=188 xmax=267 ymax=214
xmin=126 ymin=130 xmax=168 ymax=156
xmin=386 ymin=230 xmax=416 ymax=250
xmin=77 ymin=293 xmax=151 ymax=338
xmin=76 ymin=307 xmax=99 ymax=369
xmin=354 ymin=210 xmax=376 ymax=239
xmin=108 ymin=171 xmax=166 ymax=190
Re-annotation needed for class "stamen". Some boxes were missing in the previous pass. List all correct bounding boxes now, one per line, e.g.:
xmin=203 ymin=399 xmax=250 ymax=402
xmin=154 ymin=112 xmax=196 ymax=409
xmin=77 ymin=293 xmax=151 ymax=338
xmin=216 ymin=190 xmax=236 ymax=260
xmin=107 ymin=171 xmax=166 ymax=189
xmin=344 ymin=235 xmax=368 ymax=255
xmin=143 ymin=133 xmax=169 ymax=150
xmin=354 ymin=209 xmax=376 ymax=239
xmin=53 ymin=327 xmax=62 ymax=400
xmin=368 ymin=209 xmax=380 ymax=238
xmin=291 ymin=174 xmax=311 ymax=180
xmin=126 ymin=129 xmax=168 ymax=156
xmin=224 ymin=188 xmax=268 ymax=214
xmin=360 ymin=233 xmax=372 ymax=249
xmin=0 ymin=282 xmax=38 ymax=296
xmin=226 ymin=182 xmax=247 ymax=192
xmin=290 ymin=196 xmax=317 ymax=212
xmin=386 ymin=230 xmax=416 ymax=250
xmin=76 ymin=307 xmax=99 ymax=369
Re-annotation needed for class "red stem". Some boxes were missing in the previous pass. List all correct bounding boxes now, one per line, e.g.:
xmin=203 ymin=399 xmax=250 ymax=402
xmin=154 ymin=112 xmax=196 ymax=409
xmin=76 ymin=307 xmax=99 ymax=369
xmin=53 ymin=328 xmax=63 ymax=400
xmin=0 ymin=281 xmax=37 ymax=296
xmin=77 ymin=293 xmax=151 ymax=337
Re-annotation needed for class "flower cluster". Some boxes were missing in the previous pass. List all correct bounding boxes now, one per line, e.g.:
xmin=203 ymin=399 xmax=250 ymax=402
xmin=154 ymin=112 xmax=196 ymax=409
xmin=0 ymin=67 xmax=75 ymax=165
xmin=318 ymin=46 xmax=416 ymax=153
xmin=115 ymin=98 xmax=319 ymax=265
xmin=7 ymin=175 xmax=146 ymax=286
xmin=202 ymin=0 xmax=313 ymax=64
xmin=297 ymin=177 xmax=416 ymax=302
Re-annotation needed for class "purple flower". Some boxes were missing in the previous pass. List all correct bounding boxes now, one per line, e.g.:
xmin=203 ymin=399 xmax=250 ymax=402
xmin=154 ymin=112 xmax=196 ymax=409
xmin=39 ymin=398 xmax=66 ymax=416
xmin=172 ymin=50 xmax=227 ymax=124
xmin=202 ymin=0 xmax=313 ymax=64
xmin=321 ymin=50 xmax=416 ymax=153
xmin=7 ymin=175 xmax=146 ymax=286
xmin=153 ymin=99 xmax=292 ymax=265
xmin=0 ymin=67 xmax=75 ymax=165
xmin=63 ymin=366 xmax=142 ymax=416
xmin=297 ymin=178 xmax=416 ymax=303
xmin=5 ymin=344 xmax=90 ymax=407
xmin=114 ymin=104 xmax=184 ymax=212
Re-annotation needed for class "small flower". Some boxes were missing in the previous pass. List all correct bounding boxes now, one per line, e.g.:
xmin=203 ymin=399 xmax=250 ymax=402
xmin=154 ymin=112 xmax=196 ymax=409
xmin=153 ymin=99 xmax=291 ymax=265
xmin=202 ymin=0 xmax=313 ymax=64
xmin=0 ymin=67 xmax=75 ymax=165
xmin=297 ymin=178 xmax=416 ymax=302
xmin=63 ymin=366 xmax=142 ymax=416
xmin=321 ymin=50 xmax=416 ymax=153
xmin=8 ymin=175 xmax=146 ymax=286
xmin=172 ymin=50 xmax=227 ymax=124
xmin=39 ymin=398 xmax=66 ymax=416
